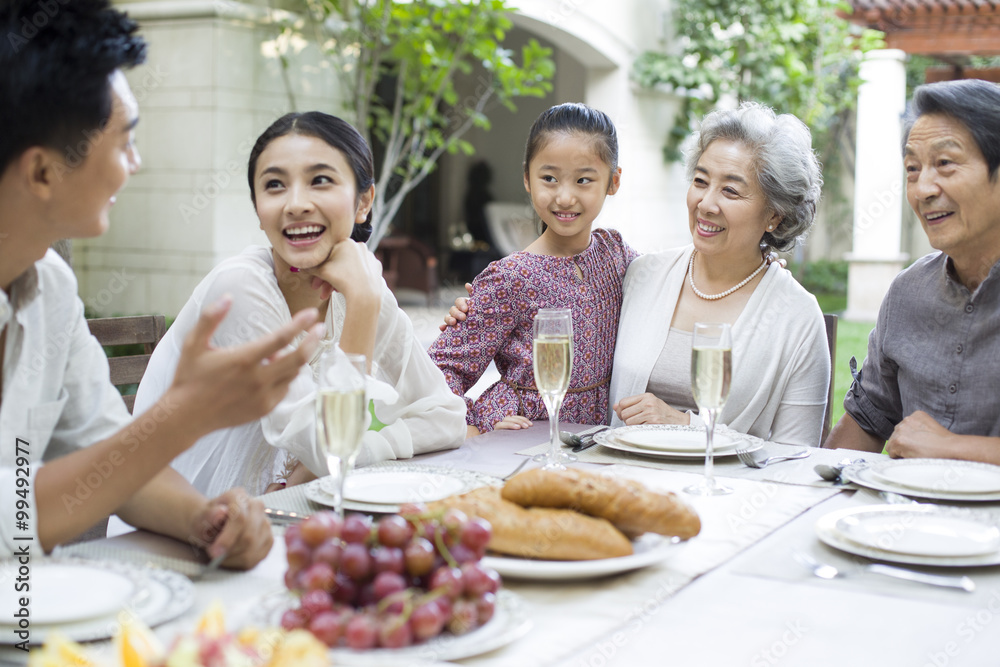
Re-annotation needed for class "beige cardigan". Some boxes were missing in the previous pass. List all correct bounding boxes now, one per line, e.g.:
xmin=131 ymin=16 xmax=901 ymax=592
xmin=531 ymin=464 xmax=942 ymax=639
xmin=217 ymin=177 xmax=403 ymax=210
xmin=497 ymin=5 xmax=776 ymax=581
xmin=610 ymin=245 xmax=830 ymax=447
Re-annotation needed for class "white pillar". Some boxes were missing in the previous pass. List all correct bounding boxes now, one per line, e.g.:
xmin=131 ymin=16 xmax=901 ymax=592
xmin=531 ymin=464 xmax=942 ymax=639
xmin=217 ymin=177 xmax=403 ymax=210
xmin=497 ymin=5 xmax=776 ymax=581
xmin=844 ymin=49 xmax=909 ymax=322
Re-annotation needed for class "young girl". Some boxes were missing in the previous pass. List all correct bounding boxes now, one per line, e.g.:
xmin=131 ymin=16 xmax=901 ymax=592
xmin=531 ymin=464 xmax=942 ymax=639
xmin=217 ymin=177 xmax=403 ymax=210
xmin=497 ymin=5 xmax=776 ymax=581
xmin=135 ymin=112 xmax=465 ymax=498
xmin=430 ymin=103 xmax=638 ymax=436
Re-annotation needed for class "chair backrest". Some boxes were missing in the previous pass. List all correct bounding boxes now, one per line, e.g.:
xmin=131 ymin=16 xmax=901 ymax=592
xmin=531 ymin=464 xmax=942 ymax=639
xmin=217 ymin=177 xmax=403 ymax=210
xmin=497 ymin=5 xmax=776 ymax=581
xmin=87 ymin=315 xmax=167 ymax=414
xmin=821 ymin=313 xmax=838 ymax=444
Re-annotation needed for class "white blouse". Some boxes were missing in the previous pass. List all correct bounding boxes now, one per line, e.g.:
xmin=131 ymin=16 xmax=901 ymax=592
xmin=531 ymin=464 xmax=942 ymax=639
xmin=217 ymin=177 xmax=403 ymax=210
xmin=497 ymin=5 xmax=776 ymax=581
xmin=134 ymin=246 xmax=465 ymax=498
xmin=611 ymin=245 xmax=830 ymax=447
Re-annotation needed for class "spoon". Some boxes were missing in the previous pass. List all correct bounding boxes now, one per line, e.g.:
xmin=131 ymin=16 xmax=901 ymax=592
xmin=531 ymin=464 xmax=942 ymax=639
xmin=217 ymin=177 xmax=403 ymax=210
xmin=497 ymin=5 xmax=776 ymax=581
xmin=559 ymin=431 xmax=583 ymax=447
xmin=814 ymin=458 xmax=867 ymax=483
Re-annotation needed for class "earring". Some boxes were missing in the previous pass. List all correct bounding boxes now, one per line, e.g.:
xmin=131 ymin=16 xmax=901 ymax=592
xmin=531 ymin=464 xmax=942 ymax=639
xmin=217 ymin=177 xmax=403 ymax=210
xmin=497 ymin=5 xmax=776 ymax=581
xmin=767 ymin=225 xmax=774 ymax=231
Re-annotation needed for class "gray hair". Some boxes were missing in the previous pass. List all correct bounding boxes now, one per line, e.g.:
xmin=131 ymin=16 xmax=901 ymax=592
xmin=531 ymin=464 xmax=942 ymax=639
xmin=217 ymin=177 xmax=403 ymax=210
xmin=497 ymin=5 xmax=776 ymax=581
xmin=685 ymin=102 xmax=822 ymax=253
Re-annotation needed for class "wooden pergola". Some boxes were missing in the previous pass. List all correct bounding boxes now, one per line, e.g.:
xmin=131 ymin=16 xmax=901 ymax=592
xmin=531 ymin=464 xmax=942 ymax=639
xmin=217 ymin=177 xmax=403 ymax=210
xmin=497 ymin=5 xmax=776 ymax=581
xmin=847 ymin=0 xmax=1000 ymax=81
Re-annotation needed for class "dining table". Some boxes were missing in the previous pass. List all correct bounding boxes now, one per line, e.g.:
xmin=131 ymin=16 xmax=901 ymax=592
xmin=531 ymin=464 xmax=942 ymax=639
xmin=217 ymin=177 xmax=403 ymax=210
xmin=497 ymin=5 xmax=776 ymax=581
xmin=9 ymin=424 xmax=1000 ymax=666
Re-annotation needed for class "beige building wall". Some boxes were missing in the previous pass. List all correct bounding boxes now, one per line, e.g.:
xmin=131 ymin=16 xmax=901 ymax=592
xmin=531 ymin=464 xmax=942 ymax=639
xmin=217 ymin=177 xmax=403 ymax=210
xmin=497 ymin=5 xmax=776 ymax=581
xmin=77 ymin=0 xmax=344 ymax=317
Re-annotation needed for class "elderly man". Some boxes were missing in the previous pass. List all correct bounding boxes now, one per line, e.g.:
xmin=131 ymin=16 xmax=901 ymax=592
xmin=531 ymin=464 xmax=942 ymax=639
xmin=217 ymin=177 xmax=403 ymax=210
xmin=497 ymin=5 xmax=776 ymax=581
xmin=826 ymin=79 xmax=1000 ymax=463
xmin=0 ymin=0 xmax=321 ymax=565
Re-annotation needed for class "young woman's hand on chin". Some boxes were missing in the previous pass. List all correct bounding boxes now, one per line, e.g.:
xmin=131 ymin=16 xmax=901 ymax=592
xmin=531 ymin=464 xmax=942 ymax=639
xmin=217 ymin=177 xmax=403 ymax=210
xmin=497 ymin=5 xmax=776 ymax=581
xmin=613 ymin=393 xmax=691 ymax=426
xmin=304 ymin=238 xmax=383 ymax=305
xmin=303 ymin=239 xmax=382 ymax=363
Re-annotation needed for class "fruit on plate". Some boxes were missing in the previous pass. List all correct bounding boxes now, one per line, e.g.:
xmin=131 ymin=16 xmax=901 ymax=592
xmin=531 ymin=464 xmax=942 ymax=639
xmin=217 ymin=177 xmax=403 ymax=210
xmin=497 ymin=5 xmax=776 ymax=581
xmin=281 ymin=509 xmax=502 ymax=649
xmin=28 ymin=601 xmax=326 ymax=667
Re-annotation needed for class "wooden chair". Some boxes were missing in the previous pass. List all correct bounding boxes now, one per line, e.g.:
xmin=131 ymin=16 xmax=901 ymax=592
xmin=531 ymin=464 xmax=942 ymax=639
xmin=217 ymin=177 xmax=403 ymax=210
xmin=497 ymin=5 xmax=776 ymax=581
xmin=67 ymin=315 xmax=166 ymax=544
xmin=87 ymin=315 xmax=167 ymax=414
xmin=821 ymin=313 xmax=838 ymax=444
xmin=375 ymin=235 xmax=439 ymax=306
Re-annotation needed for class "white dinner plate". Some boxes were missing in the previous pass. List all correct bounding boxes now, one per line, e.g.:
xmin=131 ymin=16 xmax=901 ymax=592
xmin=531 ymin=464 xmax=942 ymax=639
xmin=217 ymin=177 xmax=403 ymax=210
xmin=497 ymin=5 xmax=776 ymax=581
xmin=0 ymin=558 xmax=194 ymax=644
xmin=305 ymin=464 xmax=502 ymax=513
xmin=816 ymin=505 xmax=1000 ymax=567
xmin=594 ymin=424 xmax=763 ymax=460
xmin=343 ymin=471 xmax=468 ymax=505
xmin=482 ymin=533 xmax=677 ymax=580
xmin=869 ymin=459 xmax=1000 ymax=495
xmin=835 ymin=508 xmax=1000 ymax=558
xmin=617 ymin=429 xmax=738 ymax=453
xmin=843 ymin=462 xmax=1000 ymax=502
xmin=248 ymin=588 xmax=530 ymax=663
xmin=0 ymin=563 xmax=134 ymax=624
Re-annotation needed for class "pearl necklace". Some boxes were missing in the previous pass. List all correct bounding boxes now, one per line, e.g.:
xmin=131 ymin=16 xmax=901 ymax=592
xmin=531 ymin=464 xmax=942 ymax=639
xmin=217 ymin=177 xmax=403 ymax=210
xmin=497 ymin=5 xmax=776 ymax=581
xmin=688 ymin=250 xmax=767 ymax=301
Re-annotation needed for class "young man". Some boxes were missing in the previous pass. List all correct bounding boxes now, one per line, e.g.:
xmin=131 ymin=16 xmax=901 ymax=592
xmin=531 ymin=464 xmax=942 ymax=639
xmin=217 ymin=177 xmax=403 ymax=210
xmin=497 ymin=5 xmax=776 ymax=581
xmin=0 ymin=0 xmax=322 ymax=566
xmin=826 ymin=79 xmax=1000 ymax=463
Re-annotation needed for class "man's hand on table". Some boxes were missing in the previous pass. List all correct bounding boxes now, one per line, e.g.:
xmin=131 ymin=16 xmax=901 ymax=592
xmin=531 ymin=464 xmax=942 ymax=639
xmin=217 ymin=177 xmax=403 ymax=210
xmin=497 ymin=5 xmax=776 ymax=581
xmin=191 ymin=488 xmax=273 ymax=570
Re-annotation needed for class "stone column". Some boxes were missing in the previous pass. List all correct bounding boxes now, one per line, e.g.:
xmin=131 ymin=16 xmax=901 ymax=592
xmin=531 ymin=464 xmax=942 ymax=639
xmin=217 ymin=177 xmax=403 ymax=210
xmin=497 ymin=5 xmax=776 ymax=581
xmin=844 ymin=49 xmax=909 ymax=322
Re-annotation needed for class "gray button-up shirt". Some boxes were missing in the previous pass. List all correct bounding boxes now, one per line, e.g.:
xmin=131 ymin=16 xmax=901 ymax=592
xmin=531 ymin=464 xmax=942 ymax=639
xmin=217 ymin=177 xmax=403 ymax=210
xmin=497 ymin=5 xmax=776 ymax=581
xmin=844 ymin=251 xmax=1000 ymax=441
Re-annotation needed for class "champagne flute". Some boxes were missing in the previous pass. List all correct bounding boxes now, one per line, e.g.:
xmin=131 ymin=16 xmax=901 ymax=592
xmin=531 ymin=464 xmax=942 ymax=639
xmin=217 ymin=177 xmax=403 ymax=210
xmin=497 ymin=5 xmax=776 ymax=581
xmin=315 ymin=350 xmax=367 ymax=517
xmin=531 ymin=308 xmax=575 ymax=470
xmin=684 ymin=322 xmax=733 ymax=496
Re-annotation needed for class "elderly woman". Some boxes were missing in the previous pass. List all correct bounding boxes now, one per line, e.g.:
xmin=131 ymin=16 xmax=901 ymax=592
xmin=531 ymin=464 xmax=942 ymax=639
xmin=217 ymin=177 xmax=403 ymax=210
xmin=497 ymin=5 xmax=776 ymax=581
xmin=610 ymin=102 xmax=830 ymax=447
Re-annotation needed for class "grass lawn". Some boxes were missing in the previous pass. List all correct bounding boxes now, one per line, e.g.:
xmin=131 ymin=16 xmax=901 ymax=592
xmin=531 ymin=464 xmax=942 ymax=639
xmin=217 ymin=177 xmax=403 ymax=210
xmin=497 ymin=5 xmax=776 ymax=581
xmin=829 ymin=318 xmax=873 ymax=426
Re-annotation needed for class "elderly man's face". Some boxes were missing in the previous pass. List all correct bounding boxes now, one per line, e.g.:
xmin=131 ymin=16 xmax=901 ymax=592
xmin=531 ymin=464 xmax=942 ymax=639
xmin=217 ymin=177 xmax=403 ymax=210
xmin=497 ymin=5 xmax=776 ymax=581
xmin=904 ymin=114 xmax=1000 ymax=266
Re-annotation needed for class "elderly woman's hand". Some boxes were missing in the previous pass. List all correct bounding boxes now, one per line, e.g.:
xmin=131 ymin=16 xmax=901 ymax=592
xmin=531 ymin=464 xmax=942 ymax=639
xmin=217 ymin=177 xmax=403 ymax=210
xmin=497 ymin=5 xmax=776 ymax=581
xmin=613 ymin=393 xmax=690 ymax=426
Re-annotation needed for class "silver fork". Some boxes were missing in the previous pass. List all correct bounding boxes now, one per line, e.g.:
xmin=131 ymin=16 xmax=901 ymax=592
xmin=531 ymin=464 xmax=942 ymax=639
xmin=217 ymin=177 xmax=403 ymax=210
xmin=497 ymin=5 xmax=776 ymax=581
xmin=502 ymin=458 xmax=530 ymax=481
xmin=736 ymin=446 xmax=811 ymax=468
xmin=794 ymin=551 xmax=975 ymax=592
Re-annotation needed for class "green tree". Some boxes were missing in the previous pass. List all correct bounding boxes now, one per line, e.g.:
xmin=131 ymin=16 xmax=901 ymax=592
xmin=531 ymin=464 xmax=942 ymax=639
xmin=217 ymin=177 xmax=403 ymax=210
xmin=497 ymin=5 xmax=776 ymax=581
xmin=282 ymin=0 xmax=554 ymax=248
xmin=632 ymin=0 xmax=882 ymax=171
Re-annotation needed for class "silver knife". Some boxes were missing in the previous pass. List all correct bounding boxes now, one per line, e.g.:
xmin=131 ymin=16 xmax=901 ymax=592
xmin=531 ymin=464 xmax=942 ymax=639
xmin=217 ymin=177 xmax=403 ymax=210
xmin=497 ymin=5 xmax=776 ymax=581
xmin=865 ymin=563 xmax=975 ymax=592
xmin=264 ymin=508 xmax=307 ymax=524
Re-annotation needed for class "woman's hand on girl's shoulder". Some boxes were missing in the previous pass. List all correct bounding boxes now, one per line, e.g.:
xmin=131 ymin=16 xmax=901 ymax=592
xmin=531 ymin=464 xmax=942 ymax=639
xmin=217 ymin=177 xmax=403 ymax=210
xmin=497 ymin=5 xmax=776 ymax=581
xmin=306 ymin=239 xmax=382 ymax=304
xmin=613 ymin=393 xmax=690 ymax=426
xmin=439 ymin=282 xmax=473 ymax=331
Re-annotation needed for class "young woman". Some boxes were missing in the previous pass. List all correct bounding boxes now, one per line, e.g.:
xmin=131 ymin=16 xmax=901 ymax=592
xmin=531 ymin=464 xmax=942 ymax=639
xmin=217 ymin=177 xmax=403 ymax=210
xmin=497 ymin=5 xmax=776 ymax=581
xmin=135 ymin=112 xmax=465 ymax=497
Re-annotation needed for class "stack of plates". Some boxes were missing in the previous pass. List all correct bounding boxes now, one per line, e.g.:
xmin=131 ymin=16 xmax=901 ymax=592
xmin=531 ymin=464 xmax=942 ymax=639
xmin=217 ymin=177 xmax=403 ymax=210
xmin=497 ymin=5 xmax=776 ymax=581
xmin=816 ymin=505 xmax=1000 ymax=566
xmin=592 ymin=424 xmax=763 ymax=460
xmin=843 ymin=458 xmax=1000 ymax=501
xmin=305 ymin=464 xmax=501 ymax=513
xmin=0 ymin=558 xmax=193 ymax=644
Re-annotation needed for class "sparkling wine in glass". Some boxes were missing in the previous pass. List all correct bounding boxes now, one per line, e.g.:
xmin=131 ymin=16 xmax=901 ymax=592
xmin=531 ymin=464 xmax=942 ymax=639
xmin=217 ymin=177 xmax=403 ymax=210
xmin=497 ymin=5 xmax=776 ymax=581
xmin=531 ymin=308 xmax=575 ymax=470
xmin=315 ymin=350 xmax=367 ymax=517
xmin=685 ymin=322 xmax=733 ymax=496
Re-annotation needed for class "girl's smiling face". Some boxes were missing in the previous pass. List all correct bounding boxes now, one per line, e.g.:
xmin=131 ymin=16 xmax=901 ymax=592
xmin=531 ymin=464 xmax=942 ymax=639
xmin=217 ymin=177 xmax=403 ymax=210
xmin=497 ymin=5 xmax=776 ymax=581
xmin=253 ymin=133 xmax=372 ymax=271
xmin=523 ymin=132 xmax=620 ymax=251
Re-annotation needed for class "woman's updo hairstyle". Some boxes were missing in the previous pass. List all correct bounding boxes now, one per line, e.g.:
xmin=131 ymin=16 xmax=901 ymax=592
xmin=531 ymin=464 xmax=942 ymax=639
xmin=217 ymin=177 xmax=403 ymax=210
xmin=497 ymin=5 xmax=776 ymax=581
xmin=248 ymin=111 xmax=375 ymax=243
xmin=686 ymin=102 xmax=822 ymax=253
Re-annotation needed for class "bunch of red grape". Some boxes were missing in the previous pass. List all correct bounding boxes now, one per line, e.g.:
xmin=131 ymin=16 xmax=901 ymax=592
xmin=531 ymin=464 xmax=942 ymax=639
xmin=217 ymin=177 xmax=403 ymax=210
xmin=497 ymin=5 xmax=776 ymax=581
xmin=280 ymin=506 xmax=501 ymax=650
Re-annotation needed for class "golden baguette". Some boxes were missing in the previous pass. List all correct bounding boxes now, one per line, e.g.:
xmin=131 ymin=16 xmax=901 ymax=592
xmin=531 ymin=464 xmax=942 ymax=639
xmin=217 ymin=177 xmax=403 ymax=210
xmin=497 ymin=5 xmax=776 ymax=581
xmin=428 ymin=486 xmax=633 ymax=560
xmin=501 ymin=468 xmax=701 ymax=540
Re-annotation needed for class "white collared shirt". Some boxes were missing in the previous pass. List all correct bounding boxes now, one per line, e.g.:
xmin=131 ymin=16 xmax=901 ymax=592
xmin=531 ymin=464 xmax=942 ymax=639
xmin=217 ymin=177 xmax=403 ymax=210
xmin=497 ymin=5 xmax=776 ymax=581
xmin=0 ymin=251 xmax=132 ymax=557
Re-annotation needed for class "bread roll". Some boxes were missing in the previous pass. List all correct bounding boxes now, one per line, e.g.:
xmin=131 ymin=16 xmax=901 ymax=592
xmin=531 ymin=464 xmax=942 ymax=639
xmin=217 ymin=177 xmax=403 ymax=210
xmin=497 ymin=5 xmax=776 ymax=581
xmin=501 ymin=468 xmax=701 ymax=540
xmin=429 ymin=486 xmax=633 ymax=560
